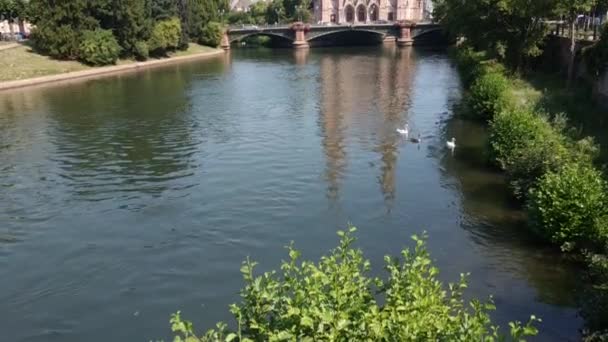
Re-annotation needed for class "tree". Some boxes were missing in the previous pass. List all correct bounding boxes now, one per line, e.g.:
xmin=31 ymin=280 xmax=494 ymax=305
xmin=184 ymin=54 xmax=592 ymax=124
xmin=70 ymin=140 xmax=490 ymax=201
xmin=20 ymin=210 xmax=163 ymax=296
xmin=249 ymin=1 xmax=269 ymax=25
xmin=148 ymin=17 xmax=181 ymax=55
xmin=554 ymin=0 xmax=596 ymax=86
xmin=188 ymin=0 xmax=227 ymax=43
xmin=150 ymin=0 xmax=178 ymax=20
xmin=266 ymin=0 xmax=286 ymax=24
xmin=93 ymin=0 xmax=151 ymax=57
xmin=28 ymin=0 xmax=99 ymax=59
xmin=432 ymin=0 xmax=553 ymax=71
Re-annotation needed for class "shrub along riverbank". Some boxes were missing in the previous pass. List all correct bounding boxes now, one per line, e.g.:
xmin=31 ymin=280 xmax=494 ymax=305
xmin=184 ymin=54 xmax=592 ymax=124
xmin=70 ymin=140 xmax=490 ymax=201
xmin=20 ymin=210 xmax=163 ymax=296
xmin=453 ymin=46 xmax=608 ymax=339
xmin=169 ymin=228 xmax=540 ymax=341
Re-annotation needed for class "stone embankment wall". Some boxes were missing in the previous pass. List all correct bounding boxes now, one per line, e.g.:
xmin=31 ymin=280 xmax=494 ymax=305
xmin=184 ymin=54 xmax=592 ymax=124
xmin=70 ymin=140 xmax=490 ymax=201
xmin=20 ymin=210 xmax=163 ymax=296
xmin=541 ymin=35 xmax=608 ymax=108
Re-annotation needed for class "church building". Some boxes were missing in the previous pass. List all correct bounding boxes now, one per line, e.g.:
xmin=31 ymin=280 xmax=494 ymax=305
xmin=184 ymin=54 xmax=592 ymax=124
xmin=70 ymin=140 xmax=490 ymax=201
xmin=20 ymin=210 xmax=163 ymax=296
xmin=313 ymin=0 xmax=426 ymax=24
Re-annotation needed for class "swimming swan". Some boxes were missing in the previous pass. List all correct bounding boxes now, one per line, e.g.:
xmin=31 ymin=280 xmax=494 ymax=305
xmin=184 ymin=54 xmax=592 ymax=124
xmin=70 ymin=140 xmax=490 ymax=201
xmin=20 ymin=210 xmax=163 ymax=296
xmin=446 ymin=137 xmax=456 ymax=149
xmin=396 ymin=124 xmax=409 ymax=136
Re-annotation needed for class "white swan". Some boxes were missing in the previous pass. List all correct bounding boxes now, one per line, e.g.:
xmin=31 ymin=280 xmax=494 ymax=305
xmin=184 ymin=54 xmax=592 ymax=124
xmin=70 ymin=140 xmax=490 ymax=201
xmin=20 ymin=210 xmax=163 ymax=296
xmin=446 ymin=137 xmax=456 ymax=149
xmin=396 ymin=124 xmax=409 ymax=136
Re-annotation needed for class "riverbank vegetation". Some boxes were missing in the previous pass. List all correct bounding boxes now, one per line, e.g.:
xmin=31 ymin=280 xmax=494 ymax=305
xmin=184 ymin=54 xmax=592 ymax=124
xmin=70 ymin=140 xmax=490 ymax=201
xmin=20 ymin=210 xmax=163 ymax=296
xmin=169 ymin=228 xmax=539 ymax=341
xmin=0 ymin=0 xmax=228 ymax=67
xmin=447 ymin=16 xmax=608 ymax=338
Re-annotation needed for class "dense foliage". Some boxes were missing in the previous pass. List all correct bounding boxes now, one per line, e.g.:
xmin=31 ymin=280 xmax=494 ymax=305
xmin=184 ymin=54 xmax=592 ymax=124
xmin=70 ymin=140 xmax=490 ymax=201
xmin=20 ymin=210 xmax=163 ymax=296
xmin=527 ymin=164 xmax=608 ymax=251
xmin=467 ymin=71 xmax=511 ymax=121
xmin=149 ymin=17 xmax=182 ymax=55
xmin=198 ymin=21 xmax=223 ymax=47
xmin=171 ymin=228 xmax=539 ymax=341
xmin=78 ymin=29 xmax=121 ymax=65
xmin=27 ymin=0 xmax=227 ymax=64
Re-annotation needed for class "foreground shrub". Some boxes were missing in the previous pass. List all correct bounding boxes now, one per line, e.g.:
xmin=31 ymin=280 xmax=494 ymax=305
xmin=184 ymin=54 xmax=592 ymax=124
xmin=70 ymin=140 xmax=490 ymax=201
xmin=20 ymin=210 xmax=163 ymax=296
xmin=527 ymin=164 xmax=608 ymax=251
xmin=78 ymin=29 xmax=121 ymax=66
xmin=453 ymin=46 xmax=486 ymax=87
xmin=149 ymin=17 xmax=182 ymax=55
xmin=468 ymin=71 xmax=512 ymax=121
xmin=199 ymin=22 xmax=224 ymax=48
xmin=170 ymin=228 xmax=539 ymax=341
xmin=134 ymin=41 xmax=149 ymax=61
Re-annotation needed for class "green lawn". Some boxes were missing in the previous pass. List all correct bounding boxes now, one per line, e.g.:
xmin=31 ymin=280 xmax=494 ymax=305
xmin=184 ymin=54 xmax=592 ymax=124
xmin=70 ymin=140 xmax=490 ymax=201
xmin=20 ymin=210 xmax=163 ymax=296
xmin=0 ymin=43 xmax=219 ymax=82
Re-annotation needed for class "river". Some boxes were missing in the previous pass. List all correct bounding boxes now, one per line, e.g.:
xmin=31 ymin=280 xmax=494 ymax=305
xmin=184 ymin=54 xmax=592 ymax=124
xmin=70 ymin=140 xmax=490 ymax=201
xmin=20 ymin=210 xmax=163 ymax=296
xmin=0 ymin=46 xmax=583 ymax=341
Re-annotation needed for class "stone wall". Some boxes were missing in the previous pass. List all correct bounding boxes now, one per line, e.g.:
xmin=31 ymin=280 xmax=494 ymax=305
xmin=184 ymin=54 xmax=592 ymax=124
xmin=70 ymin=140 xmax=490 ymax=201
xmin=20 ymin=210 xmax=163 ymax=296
xmin=541 ymin=35 xmax=608 ymax=108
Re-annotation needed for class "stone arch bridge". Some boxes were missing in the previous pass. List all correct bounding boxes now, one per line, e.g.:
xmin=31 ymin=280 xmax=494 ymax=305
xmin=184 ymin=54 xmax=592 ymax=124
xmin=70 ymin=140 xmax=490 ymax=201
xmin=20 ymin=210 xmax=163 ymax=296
xmin=221 ymin=22 xmax=443 ymax=49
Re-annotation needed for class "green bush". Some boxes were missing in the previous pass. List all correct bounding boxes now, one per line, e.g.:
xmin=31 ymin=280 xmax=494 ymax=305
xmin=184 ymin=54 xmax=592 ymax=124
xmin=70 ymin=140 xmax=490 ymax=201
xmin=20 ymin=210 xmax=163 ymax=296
xmin=78 ymin=29 xmax=121 ymax=66
xmin=199 ymin=21 xmax=224 ymax=48
xmin=489 ymin=109 xmax=571 ymax=198
xmin=489 ymin=109 xmax=549 ymax=169
xmin=453 ymin=46 xmax=486 ymax=87
xmin=170 ymin=228 xmax=539 ymax=341
xmin=30 ymin=25 xmax=81 ymax=60
xmin=148 ymin=17 xmax=182 ymax=55
xmin=134 ymin=41 xmax=149 ymax=61
xmin=467 ymin=71 xmax=512 ymax=121
xmin=527 ymin=164 xmax=608 ymax=251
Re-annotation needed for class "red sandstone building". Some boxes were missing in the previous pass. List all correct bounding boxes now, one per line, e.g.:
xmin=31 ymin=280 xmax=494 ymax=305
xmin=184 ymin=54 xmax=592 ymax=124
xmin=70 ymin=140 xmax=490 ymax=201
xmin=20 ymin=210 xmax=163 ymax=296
xmin=313 ymin=0 xmax=426 ymax=24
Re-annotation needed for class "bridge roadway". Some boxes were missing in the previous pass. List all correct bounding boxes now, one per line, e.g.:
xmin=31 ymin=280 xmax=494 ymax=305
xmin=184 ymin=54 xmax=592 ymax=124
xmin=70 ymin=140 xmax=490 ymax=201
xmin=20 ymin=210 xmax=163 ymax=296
xmin=221 ymin=21 xmax=443 ymax=49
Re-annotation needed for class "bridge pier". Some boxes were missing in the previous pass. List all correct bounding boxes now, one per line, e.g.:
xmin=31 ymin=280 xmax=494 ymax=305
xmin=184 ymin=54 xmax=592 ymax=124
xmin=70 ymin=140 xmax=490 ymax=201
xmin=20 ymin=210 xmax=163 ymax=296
xmin=396 ymin=21 xmax=415 ymax=47
xmin=220 ymin=30 xmax=231 ymax=50
xmin=291 ymin=22 xmax=310 ymax=49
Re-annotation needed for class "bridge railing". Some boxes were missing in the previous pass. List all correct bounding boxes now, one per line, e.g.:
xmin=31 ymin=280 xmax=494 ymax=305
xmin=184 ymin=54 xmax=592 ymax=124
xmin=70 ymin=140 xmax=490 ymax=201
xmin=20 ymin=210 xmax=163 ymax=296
xmin=228 ymin=21 xmax=436 ymax=32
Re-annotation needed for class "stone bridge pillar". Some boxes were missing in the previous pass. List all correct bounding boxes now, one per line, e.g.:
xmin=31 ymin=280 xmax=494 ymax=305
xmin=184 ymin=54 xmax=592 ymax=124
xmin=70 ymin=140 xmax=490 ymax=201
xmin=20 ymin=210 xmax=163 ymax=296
xmin=220 ymin=30 xmax=231 ymax=50
xmin=396 ymin=21 xmax=416 ymax=46
xmin=291 ymin=22 xmax=310 ymax=49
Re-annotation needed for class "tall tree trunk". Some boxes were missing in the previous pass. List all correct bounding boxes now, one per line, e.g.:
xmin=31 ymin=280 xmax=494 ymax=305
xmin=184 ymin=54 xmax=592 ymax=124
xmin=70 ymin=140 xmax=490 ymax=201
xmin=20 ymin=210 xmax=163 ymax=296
xmin=18 ymin=18 xmax=25 ymax=36
xmin=567 ymin=19 xmax=576 ymax=88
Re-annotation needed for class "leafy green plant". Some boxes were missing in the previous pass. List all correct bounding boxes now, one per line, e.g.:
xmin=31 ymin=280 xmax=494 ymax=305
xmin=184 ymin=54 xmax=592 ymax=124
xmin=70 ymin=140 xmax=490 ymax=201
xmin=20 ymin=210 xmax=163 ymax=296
xmin=149 ymin=17 xmax=182 ymax=55
xmin=169 ymin=228 xmax=540 ymax=341
xmin=468 ymin=71 xmax=512 ymax=121
xmin=134 ymin=41 xmax=149 ymax=61
xmin=77 ymin=29 xmax=121 ymax=66
xmin=527 ymin=163 xmax=608 ymax=251
xmin=198 ymin=21 xmax=224 ymax=48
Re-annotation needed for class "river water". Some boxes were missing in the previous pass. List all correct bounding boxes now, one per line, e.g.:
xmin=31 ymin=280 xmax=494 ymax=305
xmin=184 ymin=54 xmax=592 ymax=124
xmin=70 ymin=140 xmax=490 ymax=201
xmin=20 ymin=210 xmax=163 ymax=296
xmin=0 ymin=46 xmax=583 ymax=341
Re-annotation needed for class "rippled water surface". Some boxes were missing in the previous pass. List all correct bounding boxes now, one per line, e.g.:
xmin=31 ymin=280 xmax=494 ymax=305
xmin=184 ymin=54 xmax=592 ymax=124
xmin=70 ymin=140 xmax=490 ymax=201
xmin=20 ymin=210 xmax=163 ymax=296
xmin=0 ymin=47 xmax=583 ymax=341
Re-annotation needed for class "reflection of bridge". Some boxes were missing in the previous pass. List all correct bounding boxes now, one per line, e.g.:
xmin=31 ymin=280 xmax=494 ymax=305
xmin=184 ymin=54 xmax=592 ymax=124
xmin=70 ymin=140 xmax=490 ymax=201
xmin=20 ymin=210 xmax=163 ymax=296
xmin=220 ymin=22 xmax=443 ymax=49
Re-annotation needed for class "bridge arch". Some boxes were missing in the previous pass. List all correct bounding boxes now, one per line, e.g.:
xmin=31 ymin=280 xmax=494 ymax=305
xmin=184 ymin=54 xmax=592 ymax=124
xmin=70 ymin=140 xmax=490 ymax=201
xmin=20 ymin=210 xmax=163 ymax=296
xmin=229 ymin=32 xmax=294 ymax=44
xmin=411 ymin=27 xmax=446 ymax=44
xmin=307 ymin=28 xmax=386 ymax=45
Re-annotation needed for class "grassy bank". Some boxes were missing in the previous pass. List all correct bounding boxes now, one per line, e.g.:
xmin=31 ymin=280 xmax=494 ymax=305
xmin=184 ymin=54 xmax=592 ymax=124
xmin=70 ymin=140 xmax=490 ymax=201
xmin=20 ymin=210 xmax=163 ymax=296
xmin=453 ymin=46 xmax=608 ymax=338
xmin=0 ymin=43 xmax=217 ymax=83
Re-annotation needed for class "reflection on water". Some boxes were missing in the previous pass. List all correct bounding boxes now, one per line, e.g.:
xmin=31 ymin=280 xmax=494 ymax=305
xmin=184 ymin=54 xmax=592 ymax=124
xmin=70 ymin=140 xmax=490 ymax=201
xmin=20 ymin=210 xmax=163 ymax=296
xmin=0 ymin=47 xmax=582 ymax=342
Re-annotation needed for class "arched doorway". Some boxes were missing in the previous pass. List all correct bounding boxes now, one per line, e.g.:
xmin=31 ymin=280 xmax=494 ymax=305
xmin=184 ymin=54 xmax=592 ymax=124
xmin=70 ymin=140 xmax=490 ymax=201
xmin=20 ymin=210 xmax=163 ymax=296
xmin=356 ymin=5 xmax=366 ymax=22
xmin=345 ymin=5 xmax=355 ymax=23
xmin=369 ymin=4 xmax=378 ymax=22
